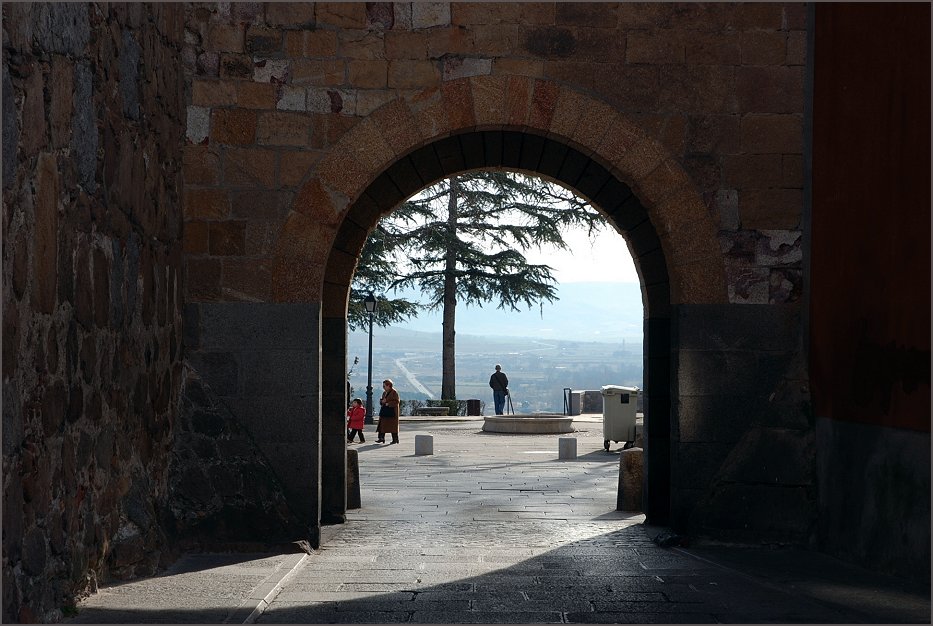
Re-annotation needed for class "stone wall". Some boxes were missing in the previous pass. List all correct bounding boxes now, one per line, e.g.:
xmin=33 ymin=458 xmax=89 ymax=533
xmin=181 ymin=2 xmax=806 ymax=304
xmin=2 ymin=4 xmax=185 ymax=622
xmin=167 ymin=365 xmax=307 ymax=550
xmin=179 ymin=0 xmax=809 ymax=546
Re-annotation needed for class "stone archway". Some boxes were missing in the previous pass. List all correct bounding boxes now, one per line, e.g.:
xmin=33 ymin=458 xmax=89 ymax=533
xmin=273 ymin=77 xmax=726 ymax=528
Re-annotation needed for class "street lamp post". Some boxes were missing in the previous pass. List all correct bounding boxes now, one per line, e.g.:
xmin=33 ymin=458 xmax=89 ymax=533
xmin=363 ymin=293 xmax=377 ymax=425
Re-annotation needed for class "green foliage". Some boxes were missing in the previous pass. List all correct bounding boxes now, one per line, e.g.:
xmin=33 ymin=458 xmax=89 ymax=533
xmin=350 ymin=171 xmax=607 ymax=397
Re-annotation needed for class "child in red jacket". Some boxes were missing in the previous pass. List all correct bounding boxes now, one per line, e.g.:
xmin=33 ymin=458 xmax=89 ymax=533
xmin=347 ymin=398 xmax=366 ymax=443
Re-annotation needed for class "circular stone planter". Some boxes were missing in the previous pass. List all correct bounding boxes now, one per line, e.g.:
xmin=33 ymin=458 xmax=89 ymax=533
xmin=482 ymin=414 xmax=575 ymax=434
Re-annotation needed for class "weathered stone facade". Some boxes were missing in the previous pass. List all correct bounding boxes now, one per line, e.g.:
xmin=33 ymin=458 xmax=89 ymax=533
xmin=2 ymin=4 xmax=186 ymax=622
xmin=2 ymin=2 xmax=928 ymax=622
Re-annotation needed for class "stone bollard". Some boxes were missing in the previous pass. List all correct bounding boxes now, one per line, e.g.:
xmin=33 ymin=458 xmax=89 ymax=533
xmin=414 ymin=434 xmax=433 ymax=456
xmin=616 ymin=447 xmax=643 ymax=511
xmin=558 ymin=437 xmax=577 ymax=460
xmin=346 ymin=448 xmax=361 ymax=510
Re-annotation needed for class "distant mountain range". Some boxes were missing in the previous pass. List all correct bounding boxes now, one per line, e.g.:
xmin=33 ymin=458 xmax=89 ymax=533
xmin=365 ymin=281 xmax=644 ymax=344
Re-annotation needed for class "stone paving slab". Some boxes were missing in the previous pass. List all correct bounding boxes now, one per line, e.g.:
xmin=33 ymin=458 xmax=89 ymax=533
xmin=69 ymin=417 xmax=930 ymax=624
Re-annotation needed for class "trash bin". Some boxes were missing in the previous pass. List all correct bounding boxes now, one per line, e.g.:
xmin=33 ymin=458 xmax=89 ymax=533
xmin=601 ymin=385 xmax=640 ymax=451
xmin=466 ymin=399 xmax=481 ymax=416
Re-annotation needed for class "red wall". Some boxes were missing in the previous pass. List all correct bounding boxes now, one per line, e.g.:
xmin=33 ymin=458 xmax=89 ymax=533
xmin=810 ymin=3 xmax=931 ymax=431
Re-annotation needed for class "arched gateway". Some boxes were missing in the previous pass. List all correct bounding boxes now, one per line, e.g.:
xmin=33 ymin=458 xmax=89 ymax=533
xmin=269 ymin=78 xmax=727 ymax=532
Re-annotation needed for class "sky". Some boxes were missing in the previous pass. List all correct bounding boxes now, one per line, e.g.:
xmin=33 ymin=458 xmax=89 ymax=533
xmin=523 ymin=222 xmax=639 ymax=284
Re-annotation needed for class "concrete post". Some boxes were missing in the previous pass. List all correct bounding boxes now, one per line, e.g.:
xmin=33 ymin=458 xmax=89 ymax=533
xmin=558 ymin=437 xmax=577 ymax=460
xmin=415 ymin=434 xmax=434 ymax=456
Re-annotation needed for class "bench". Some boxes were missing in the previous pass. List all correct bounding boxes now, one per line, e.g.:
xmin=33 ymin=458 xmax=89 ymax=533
xmin=413 ymin=406 xmax=449 ymax=416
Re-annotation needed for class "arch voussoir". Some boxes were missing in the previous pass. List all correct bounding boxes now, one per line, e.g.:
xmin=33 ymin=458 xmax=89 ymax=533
xmin=279 ymin=79 xmax=726 ymax=305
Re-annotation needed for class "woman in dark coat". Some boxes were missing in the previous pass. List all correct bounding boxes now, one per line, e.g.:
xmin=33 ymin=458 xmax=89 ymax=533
xmin=376 ymin=378 xmax=400 ymax=444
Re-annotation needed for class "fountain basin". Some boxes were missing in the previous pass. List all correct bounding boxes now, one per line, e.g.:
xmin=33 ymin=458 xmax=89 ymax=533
xmin=482 ymin=414 xmax=575 ymax=434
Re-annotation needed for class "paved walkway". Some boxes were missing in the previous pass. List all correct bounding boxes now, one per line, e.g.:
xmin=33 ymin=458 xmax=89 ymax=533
xmin=70 ymin=416 xmax=930 ymax=624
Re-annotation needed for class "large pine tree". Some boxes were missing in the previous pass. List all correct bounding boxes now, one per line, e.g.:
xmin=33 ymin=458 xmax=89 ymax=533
xmin=350 ymin=171 xmax=605 ymax=399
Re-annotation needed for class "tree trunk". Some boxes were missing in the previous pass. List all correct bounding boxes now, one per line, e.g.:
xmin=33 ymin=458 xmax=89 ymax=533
xmin=441 ymin=177 xmax=459 ymax=399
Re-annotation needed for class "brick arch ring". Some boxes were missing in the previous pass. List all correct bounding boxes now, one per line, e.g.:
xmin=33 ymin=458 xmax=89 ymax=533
xmin=271 ymin=76 xmax=727 ymax=308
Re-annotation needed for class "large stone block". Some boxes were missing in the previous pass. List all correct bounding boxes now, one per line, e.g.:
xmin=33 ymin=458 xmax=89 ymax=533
xmin=196 ymin=302 xmax=319 ymax=351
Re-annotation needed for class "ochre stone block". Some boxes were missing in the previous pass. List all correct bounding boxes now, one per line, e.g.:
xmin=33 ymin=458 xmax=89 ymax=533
xmin=294 ymin=176 xmax=341 ymax=221
xmin=781 ymin=154 xmax=803 ymax=188
xmin=316 ymin=153 xmax=367 ymax=212
xmin=256 ymin=112 xmax=311 ymax=147
xmin=237 ymin=82 xmax=276 ymax=109
xmin=606 ymin=131 xmax=666 ymax=184
xmin=468 ymin=75 xmax=508 ymax=129
xmin=266 ymin=2 xmax=316 ymax=28
xmin=549 ymin=87 xmax=586 ymax=140
xmin=348 ymin=59 xmax=388 ymax=89
xmin=245 ymin=221 xmax=278 ymax=256
xmin=369 ymin=98 xmax=420 ymax=154
xmin=315 ymin=3 xmax=367 ymax=29
xmin=473 ymin=24 xmax=522 ymax=56
xmin=735 ymin=66 xmax=804 ymax=114
xmin=192 ymin=79 xmax=236 ymax=107
xmin=723 ymin=153 xmax=783 ymax=190
xmin=186 ymin=258 xmax=222 ymax=301
xmin=208 ymin=221 xmax=246 ymax=256
xmin=210 ymin=108 xmax=257 ymax=145
xmin=183 ymin=147 xmax=220 ymax=185
xmin=626 ymin=31 xmax=685 ymax=64
xmin=384 ymin=31 xmax=428 ymax=59
xmin=291 ymin=58 xmax=344 ymax=85
xmin=272 ymin=254 xmax=324 ymax=302
xmin=184 ymin=188 xmax=229 ymax=220
xmin=208 ymin=23 xmax=245 ymax=53
xmin=505 ymin=75 xmax=532 ymax=127
xmin=685 ymin=32 xmax=741 ymax=65
xmin=280 ymin=151 xmax=321 ymax=188
xmin=492 ymin=58 xmax=545 ymax=78
xmin=740 ymin=114 xmax=803 ymax=154
xmin=556 ymin=2 xmax=617 ymax=27
xmin=338 ymin=31 xmax=385 ymax=60
xmin=571 ymin=98 xmax=618 ymax=154
xmin=739 ymin=188 xmax=803 ymax=230
xmin=671 ymin=256 xmax=729 ymax=305
xmin=183 ymin=221 xmax=210 ymax=254
xmin=221 ymin=258 xmax=273 ymax=301
xmin=786 ymin=31 xmax=807 ymax=66
xmin=428 ymin=27 xmax=477 ymax=58
xmin=529 ymin=79 xmax=561 ymax=131
xmin=388 ymin=60 xmax=439 ymax=89
xmin=223 ymin=148 xmax=277 ymax=188
xmin=647 ymin=174 xmax=707 ymax=235
xmin=739 ymin=31 xmax=787 ymax=66
xmin=442 ymin=80 xmax=476 ymax=131
xmin=734 ymin=3 xmax=785 ymax=30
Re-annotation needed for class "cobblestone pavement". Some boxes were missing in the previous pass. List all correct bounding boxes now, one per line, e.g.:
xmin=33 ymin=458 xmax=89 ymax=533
xmin=69 ymin=417 xmax=930 ymax=624
xmin=256 ymin=418 xmax=931 ymax=624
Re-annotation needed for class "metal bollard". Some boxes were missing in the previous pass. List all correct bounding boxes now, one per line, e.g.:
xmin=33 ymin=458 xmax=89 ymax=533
xmin=558 ymin=437 xmax=577 ymax=460
xmin=414 ymin=434 xmax=433 ymax=456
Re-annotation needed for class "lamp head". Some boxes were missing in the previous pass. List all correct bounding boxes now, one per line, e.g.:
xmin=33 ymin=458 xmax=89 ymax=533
xmin=363 ymin=292 xmax=377 ymax=314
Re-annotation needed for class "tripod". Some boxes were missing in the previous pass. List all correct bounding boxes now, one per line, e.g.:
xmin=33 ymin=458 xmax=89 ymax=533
xmin=506 ymin=392 xmax=514 ymax=415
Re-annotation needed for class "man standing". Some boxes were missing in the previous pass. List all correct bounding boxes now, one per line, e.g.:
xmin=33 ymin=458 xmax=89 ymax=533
xmin=489 ymin=364 xmax=509 ymax=415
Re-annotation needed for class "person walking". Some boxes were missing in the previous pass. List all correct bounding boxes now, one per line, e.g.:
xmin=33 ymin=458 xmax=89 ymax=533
xmin=346 ymin=398 xmax=366 ymax=443
xmin=489 ymin=364 xmax=509 ymax=415
xmin=376 ymin=379 xmax=400 ymax=444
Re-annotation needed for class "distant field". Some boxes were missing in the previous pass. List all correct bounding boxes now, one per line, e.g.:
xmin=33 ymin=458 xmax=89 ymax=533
xmin=348 ymin=326 xmax=643 ymax=413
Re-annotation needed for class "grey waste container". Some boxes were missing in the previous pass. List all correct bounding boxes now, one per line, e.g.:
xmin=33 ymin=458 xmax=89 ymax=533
xmin=601 ymin=385 xmax=639 ymax=451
